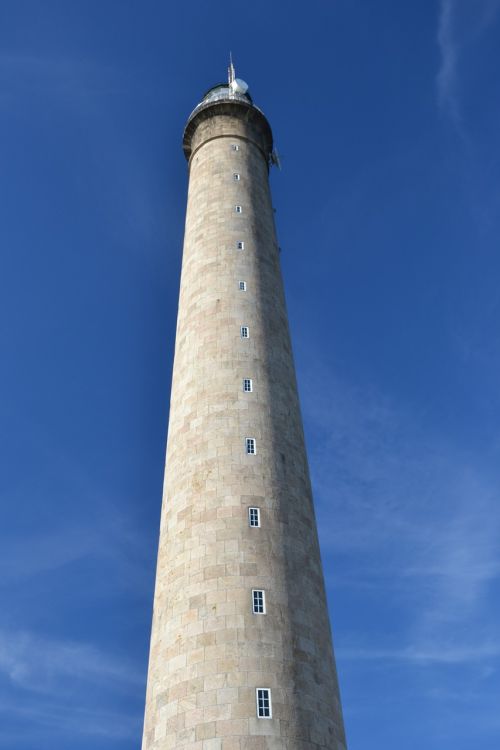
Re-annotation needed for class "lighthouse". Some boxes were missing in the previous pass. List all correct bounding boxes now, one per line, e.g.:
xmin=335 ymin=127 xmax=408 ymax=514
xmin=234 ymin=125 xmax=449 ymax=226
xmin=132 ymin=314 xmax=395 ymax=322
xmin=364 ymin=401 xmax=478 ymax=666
xmin=142 ymin=62 xmax=347 ymax=750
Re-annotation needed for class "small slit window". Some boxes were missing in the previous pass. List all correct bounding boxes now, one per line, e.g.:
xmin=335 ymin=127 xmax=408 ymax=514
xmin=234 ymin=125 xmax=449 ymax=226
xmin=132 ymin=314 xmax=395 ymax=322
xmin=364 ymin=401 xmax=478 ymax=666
xmin=237 ymin=241 xmax=245 ymax=250
xmin=252 ymin=589 xmax=266 ymax=614
xmin=233 ymin=173 xmax=240 ymax=181
xmin=243 ymin=378 xmax=253 ymax=392
xmin=235 ymin=205 xmax=242 ymax=214
xmin=231 ymin=144 xmax=239 ymax=151
xmin=240 ymin=326 xmax=249 ymax=339
xmin=239 ymin=281 xmax=247 ymax=291
xmin=256 ymin=688 xmax=272 ymax=718
xmin=245 ymin=437 xmax=256 ymax=454
xmin=249 ymin=507 xmax=260 ymax=527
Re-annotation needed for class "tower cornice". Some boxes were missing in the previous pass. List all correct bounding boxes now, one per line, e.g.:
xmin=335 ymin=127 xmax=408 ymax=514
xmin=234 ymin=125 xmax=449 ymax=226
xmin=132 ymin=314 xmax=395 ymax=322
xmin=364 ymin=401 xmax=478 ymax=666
xmin=182 ymin=96 xmax=273 ymax=166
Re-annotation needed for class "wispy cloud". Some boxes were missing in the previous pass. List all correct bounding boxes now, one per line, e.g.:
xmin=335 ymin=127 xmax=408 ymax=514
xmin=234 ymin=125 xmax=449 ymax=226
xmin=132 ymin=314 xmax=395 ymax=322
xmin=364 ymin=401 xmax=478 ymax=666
xmin=437 ymin=0 xmax=461 ymax=125
xmin=338 ymin=641 xmax=500 ymax=665
xmin=0 ymin=699 xmax=141 ymax=741
xmin=298 ymin=354 xmax=500 ymax=674
xmin=0 ymin=505 xmax=152 ymax=591
xmin=0 ymin=413 xmax=154 ymax=591
xmin=0 ymin=629 xmax=144 ymax=744
xmin=0 ymin=629 xmax=143 ymax=695
xmin=436 ymin=0 xmax=500 ymax=129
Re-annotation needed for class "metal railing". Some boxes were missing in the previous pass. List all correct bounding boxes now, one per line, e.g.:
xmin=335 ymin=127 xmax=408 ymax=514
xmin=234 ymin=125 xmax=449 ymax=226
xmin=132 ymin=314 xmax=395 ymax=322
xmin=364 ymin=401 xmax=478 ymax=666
xmin=186 ymin=89 xmax=265 ymax=124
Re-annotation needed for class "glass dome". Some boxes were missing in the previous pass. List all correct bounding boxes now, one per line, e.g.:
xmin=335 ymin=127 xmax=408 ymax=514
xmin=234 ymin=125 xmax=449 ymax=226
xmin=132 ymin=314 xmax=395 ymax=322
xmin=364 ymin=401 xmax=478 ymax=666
xmin=202 ymin=83 xmax=253 ymax=105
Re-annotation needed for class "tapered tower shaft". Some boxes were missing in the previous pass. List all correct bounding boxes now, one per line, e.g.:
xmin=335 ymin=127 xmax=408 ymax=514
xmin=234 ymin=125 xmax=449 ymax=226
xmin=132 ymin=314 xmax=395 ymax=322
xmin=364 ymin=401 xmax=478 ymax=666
xmin=142 ymin=76 xmax=347 ymax=750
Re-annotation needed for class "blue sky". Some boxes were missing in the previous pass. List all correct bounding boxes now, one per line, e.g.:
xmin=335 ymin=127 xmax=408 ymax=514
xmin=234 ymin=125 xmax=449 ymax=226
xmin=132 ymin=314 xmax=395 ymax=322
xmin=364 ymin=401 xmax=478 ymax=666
xmin=1 ymin=1 xmax=500 ymax=748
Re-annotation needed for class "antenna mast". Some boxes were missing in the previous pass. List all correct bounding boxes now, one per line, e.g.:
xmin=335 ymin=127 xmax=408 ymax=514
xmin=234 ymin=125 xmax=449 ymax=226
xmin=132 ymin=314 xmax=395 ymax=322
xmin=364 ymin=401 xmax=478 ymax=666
xmin=228 ymin=53 xmax=236 ymax=91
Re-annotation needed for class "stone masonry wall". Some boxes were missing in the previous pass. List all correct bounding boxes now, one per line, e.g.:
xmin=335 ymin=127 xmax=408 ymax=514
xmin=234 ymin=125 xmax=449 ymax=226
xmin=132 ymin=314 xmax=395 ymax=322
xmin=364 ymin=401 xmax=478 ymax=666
xmin=142 ymin=106 xmax=347 ymax=750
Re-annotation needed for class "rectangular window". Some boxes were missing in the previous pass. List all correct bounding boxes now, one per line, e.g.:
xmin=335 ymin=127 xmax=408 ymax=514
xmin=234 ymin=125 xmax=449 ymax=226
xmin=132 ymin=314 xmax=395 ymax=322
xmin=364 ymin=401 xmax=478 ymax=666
xmin=235 ymin=205 xmax=242 ymax=213
xmin=237 ymin=241 xmax=245 ymax=250
xmin=239 ymin=281 xmax=247 ymax=291
xmin=249 ymin=507 xmax=260 ymax=527
xmin=240 ymin=326 xmax=249 ymax=339
xmin=243 ymin=378 xmax=253 ymax=392
xmin=256 ymin=688 xmax=272 ymax=718
xmin=252 ymin=589 xmax=265 ymax=614
xmin=245 ymin=437 xmax=256 ymax=454
xmin=231 ymin=144 xmax=239 ymax=151
xmin=233 ymin=173 xmax=240 ymax=181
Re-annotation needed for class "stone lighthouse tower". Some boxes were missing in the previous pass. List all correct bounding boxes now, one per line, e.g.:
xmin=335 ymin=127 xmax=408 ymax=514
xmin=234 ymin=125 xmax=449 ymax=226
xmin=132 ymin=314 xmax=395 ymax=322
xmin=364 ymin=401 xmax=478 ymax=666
xmin=142 ymin=63 xmax=347 ymax=750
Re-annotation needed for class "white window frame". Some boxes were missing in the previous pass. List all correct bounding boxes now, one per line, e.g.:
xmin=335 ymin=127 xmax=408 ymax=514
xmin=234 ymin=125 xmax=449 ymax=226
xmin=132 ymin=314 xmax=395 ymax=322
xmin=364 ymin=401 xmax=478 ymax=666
xmin=231 ymin=144 xmax=239 ymax=151
xmin=235 ymin=205 xmax=242 ymax=213
xmin=237 ymin=241 xmax=245 ymax=250
xmin=252 ymin=589 xmax=266 ymax=614
xmin=256 ymin=688 xmax=272 ymax=719
xmin=248 ymin=507 xmax=261 ymax=528
xmin=240 ymin=326 xmax=249 ymax=339
xmin=233 ymin=173 xmax=240 ymax=181
xmin=239 ymin=281 xmax=247 ymax=291
xmin=245 ymin=437 xmax=256 ymax=454
xmin=243 ymin=378 xmax=253 ymax=392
